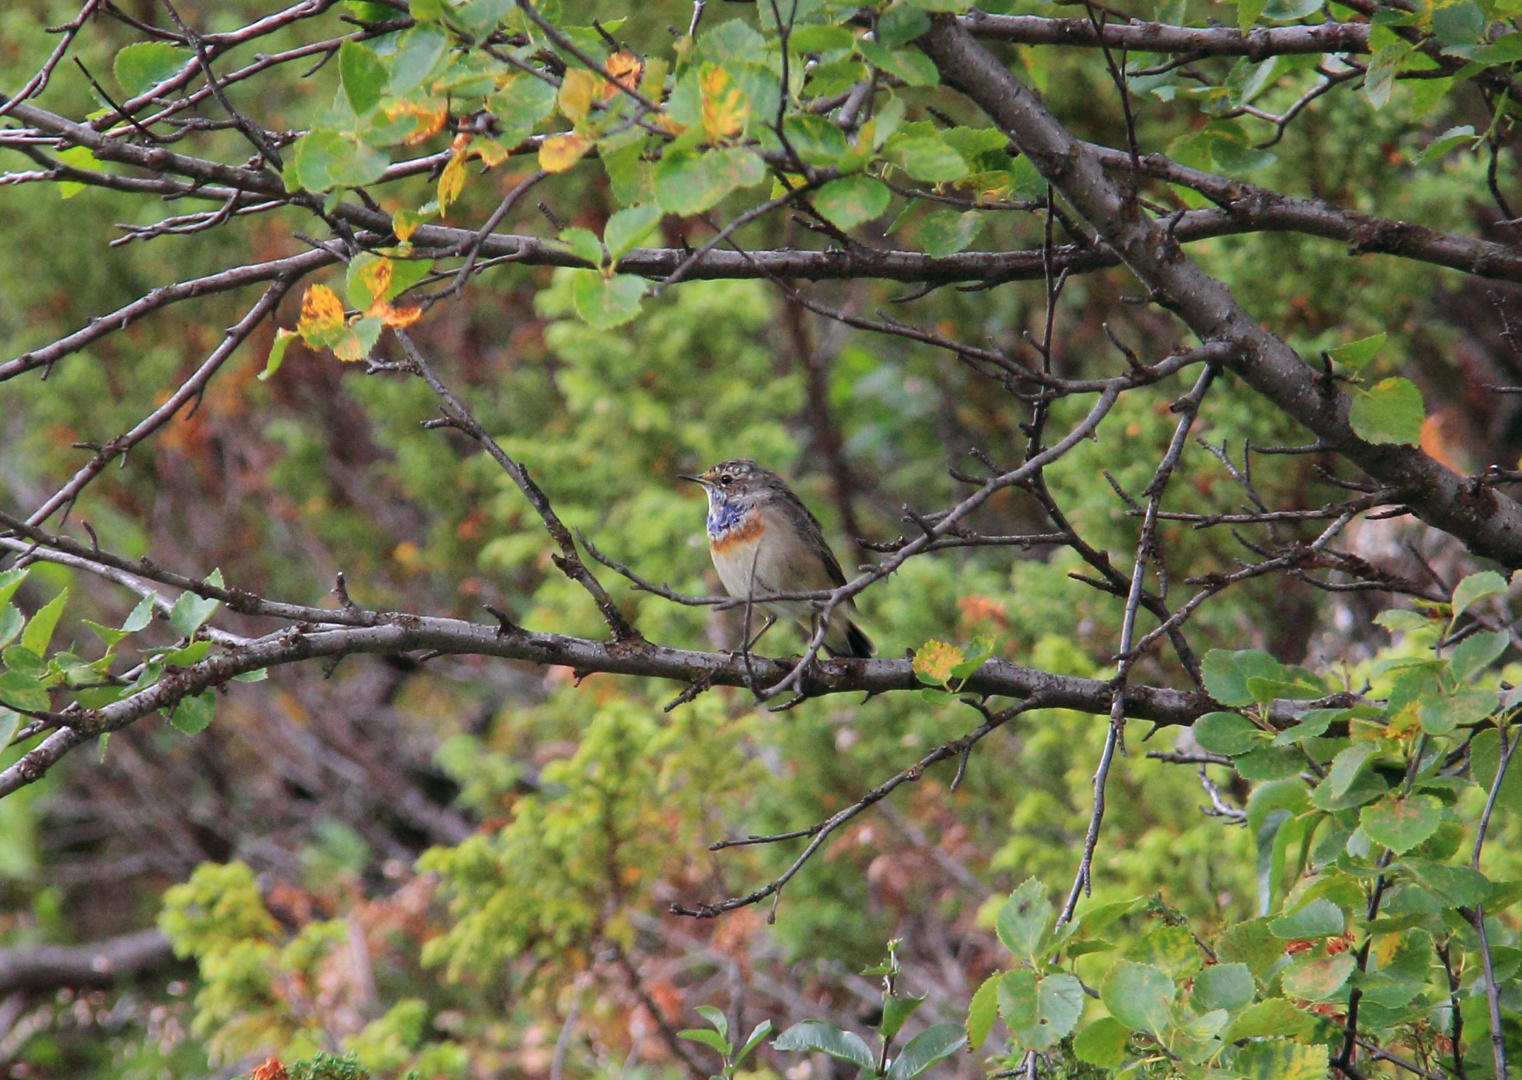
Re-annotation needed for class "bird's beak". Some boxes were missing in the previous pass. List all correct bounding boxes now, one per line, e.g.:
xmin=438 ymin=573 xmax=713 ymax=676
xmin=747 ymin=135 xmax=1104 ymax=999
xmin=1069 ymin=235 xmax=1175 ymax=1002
xmin=677 ymin=473 xmax=709 ymax=486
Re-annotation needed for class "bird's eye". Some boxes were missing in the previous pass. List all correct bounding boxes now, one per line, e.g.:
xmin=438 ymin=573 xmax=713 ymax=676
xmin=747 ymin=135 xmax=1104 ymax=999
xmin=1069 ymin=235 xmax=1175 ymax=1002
xmin=720 ymin=474 xmax=733 ymax=485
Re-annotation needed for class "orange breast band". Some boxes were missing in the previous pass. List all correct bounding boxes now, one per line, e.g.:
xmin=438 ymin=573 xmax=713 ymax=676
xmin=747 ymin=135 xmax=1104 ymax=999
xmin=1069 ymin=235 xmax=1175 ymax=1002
xmin=710 ymin=514 xmax=764 ymax=554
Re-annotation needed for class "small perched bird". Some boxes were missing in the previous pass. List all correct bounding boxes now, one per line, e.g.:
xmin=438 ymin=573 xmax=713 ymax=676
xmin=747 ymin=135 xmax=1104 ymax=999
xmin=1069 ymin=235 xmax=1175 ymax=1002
xmin=680 ymin=459 xmax=874 ymax=659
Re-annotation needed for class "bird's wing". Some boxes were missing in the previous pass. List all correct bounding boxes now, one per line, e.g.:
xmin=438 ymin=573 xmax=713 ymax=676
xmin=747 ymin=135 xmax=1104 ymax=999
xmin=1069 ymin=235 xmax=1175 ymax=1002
xmin=779 ymin=492 xmax=849 ymax=589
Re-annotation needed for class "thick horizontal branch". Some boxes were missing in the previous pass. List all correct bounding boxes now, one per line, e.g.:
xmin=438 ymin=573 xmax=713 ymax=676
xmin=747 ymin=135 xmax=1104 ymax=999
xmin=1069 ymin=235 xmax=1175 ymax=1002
xmin=921 ymin=17 xmax=1522 ymax=570
xmin=960 ymin=12 xmax=1369 ymax=57
xmin=0 ymin=614 xmax=1249 ymax=799
xmin=0 ymin=929 xmax=177 ymax=995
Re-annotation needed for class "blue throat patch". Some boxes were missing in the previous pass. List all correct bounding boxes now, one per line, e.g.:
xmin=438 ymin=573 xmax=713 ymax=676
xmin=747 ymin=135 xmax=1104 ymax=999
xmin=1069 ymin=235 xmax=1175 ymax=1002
xmin=707 ymin=500 xmax=745 ymax=539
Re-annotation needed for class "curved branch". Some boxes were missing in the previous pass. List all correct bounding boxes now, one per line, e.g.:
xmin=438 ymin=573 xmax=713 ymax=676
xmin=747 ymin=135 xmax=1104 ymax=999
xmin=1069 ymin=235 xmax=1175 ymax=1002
xmin=920 ymin=16 xmax=1522 ymax=570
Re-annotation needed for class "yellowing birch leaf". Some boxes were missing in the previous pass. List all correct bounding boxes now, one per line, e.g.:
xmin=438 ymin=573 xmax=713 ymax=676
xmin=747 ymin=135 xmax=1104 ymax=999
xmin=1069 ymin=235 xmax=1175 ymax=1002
xmin=539 ymin=132 xmax=591 ymax=173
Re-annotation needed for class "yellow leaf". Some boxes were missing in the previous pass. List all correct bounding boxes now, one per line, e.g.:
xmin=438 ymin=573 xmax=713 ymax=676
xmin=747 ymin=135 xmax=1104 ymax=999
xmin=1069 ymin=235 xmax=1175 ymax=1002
xmin=558 ymin=68 xmax=596 ymax=123
xmin=649 ymin=113 xmax=686 ymax=136
xmin=539 ymin=132 xmax=591 ymax=173
xmin=438 ymin=148 xmax=468 ymax=212
xmin=392 ymin=208 xmax=424 ymax=242
xmin=353 ymin=256 xmax=392 ymax=307
xmin=913 ymin=640 xmax=963 ymax=685
xmin=604 ymin=51 xmax=642 ymax=98
xmin=475 ymin=138 xmax=511 ymax=167
xmin=639 ymin=57 xmax=668 ymax=101
xmin=699 ymin=64 xmax=748 ymax=145
xmin=296 ymin=284 xmax=345 ymax=343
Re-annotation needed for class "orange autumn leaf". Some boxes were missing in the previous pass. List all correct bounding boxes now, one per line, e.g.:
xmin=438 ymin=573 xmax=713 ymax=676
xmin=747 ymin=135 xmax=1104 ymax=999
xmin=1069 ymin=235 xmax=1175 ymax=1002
xmin=383 ymin=99 xmax=448 ymax=145
xmin=538 ymin=132 xmax=591 ymax=173
xmin=365 ymin=298 xmax=422 ymax=328
xmin=699 ymin=65 xmax=748 ymax=144
xmin=251 ymin=1061 xmax=288 ymax=1080
xmin=296 ymin=284 xmax=345 ymax=342
xmin=604 ymin=51 xmax=642 ymax=98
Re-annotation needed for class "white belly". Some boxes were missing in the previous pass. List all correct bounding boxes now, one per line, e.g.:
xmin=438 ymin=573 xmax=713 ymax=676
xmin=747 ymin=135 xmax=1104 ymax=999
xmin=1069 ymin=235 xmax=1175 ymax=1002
xmin=711 ymin=532 xmax=812 ymax=619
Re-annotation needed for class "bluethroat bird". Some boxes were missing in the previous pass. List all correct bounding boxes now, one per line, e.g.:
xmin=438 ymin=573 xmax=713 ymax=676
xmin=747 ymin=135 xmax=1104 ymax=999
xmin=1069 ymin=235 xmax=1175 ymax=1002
xmin=680 ymin=459 xmax=874 ymax=659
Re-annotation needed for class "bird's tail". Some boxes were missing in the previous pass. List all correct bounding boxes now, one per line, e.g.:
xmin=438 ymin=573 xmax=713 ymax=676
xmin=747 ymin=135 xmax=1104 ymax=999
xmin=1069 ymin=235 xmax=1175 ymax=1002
xmin=823 ymin=616 xmax=874 ymax=659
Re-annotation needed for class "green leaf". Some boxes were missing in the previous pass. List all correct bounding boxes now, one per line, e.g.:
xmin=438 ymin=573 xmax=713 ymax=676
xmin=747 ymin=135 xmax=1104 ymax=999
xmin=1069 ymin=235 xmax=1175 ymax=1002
xmin=1324 ymin=743 xmax=1378 ymax=801
xmin=1190 ymin=963 xmax=1255 ymax=1012
xmin=814 ymin=176 xmax=891 ymax=231
xmin=654 ymin=147 xmax=765 ymax=216
xmin=0 ymin=708 xmax=20 ymax=750
xmin=856 ymin=40 xmax=940 ymax=87
xmin=169 ymin=584 xmax=220 ymax=638
xmin=168 ymin=689 xmax=216 ymax=735
xmin=1326 ymin=333 xmax=1386 ymax=374
xmin=1349 ymin=377 xmax=1424 ymax=445
xmin=1470 ymin=728 xmax=1522 ymax=813
xmin=1432 ymin=1 xmax=1485 ymax=45
xmin=998 ymin=971 xmax=1084 ymax=1052
xmin=966 ymin=974 xmax=999 ymax=1051
xmin=1362 ymin=43 xmax=1412 ymax=109
xmin=559 ymin=227 xmax=605 ymax=268
xmin=1235 ymin=746 xmax=1305 ymax=781
xmin=1419 ymin=686 xmax=1495 ymax=736
xmin=604 ymin=204 xmax=664 ymax=261
xmin=1450 ymin=629 xmax=1508 ymax=682
xmin=876 ymin=4 xmax=932 ymax=48
xmin=1280 ymin=950 xmax=1355 ymax=1000
xmin=293 ymin=129 xmax=389 ymax=192
xmin=996 ymin=879 xmax=1053 ymax=961
xmin=1128 ymin=925 xmax=1202 ymax=981
xmin=879 ymin=993 xmax=925 ymax=1040
xmin=1217 ymin=917 xmax=1285 ymax=976
xmin=772 ymin=1022 xmax=874 ymax=1070
xmin=570 ymin=271 xmax=646 ymax=330
xmin=1100 ymin=960 xmax=1173 ymax=1035
xmin=1361 ymin=794 xmax=1444 ymax=854
xmin=1073 ymin=1017 xmax=1129 ymax=1067
xmin=1238 ymin=0 xmax=1267 ymax=31
xmin=1232 ymin=1039 xmax=1329 ymax=1080
xmin=0 ymin=570 xmax=28 ymax=608
xmin=917 ymin=208 xmax=983 ymax=257
xmin=788 ymin=25 xmax=855 ymax=54
xmin=162 ymin=640 xmax=213 ymax=666
xmin=883 ymin=136 xmax=968 ymax=182
xmin=489 ymin=73 xmax=560 ymax=144
xmin=113 ymin=42 xmax=192 ymax=98
xmin=1269 ymin=897 xmax=1345 ymax=939
xmin=388 ymin=27 xmax=448 ymax=97
xmin=339 ymin=40 xmax=388 ymax=115
xmin=3 ymin=646 xmax=46 ymax=680
xmin=678 ymin=1028 xmax=732 ymax=1055
xmin=1222 ymin=999 xmax=1315 ymax=1041
xmin=782 ymin=115 xmax=851 ymax=168
xmin=1193 ymin=711 xmax=1263 ymax=756
xmin=0 ymin=607 xmax=23 ymax=651
xmin=260 ymin=329 xmax=298 ymax=381
xmin=20 ymin=589 xmax=68 ymax=657
xmin=0 ymin=672 xmax=49 ymax=713
xmin=736 ymin=1020 xmax=772 ymax=1065
xmin=1202 ymin=649 xmax=1285 ymax=707
xmin=1413 ymin=125 xmax=1477 ymax=165
xmin=1452 ymin=570 xmax=1509 ymax=626
xmin=884 ymin=1023 xmax=965 ymax=1080
xmin=695 ymin=1005 xmax=729 ymax=1043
